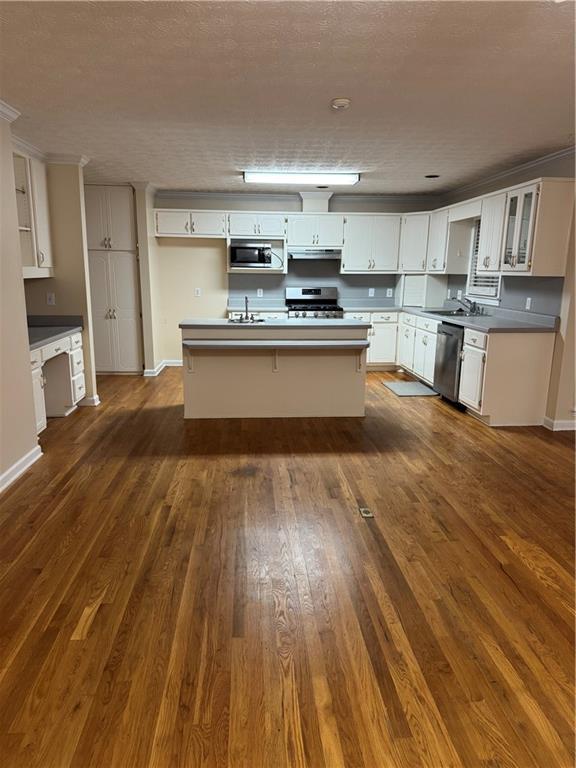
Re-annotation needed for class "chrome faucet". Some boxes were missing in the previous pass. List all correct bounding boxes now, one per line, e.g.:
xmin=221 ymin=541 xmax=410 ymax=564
xmin=451 ymin=297 xmax=481 ymax=315
xmin=244 ymin=295 xmax=249 ymax=320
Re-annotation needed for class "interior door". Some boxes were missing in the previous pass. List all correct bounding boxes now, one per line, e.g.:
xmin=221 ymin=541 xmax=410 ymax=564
xmin=109 ymin=251 xmax=143 ymax=372
xmin=88 ymin=251 xmax=116 ymax=371
xmin=342 ymin=216 xmax=371 ymax=271
xmin=29 ymin=158 xmax=53 ymax=268
xmin=107 ymin=186 xmax=136 ymax=251
xmin=372 ymin=216 xmax=401 ymax=271
xmin=84 ymin=186 xmax=109 ymax=250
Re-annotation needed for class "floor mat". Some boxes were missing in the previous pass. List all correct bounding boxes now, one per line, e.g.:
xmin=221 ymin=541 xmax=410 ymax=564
xmin=384 ymin=380 xmax=439 ymax=397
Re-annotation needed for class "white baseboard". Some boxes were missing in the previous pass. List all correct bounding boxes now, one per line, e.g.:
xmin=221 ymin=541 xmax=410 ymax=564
xmin=0 ymin=444 xmax=42 ymax=494
xmin=143 ymin=359 xmax=182 ymax=377
xmin=543 ymin=416 xmax=576 ymax=431
xmin=79 ymin=395 xmax=100 ymax=407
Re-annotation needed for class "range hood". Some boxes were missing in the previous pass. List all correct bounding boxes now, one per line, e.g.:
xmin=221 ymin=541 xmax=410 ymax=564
xmin=288 ymin=247 xmax=342 ymax=260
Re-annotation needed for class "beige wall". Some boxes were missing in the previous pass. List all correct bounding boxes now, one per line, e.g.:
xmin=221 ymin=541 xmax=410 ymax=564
xmin=24 ymin=163 xmax=98 ymax=402
xmin=546 ymin=220 xmax=575 ymax=426
xmin=0 ymin=116 xmax=39 ymax=482
xmin=155 ymin=239 xmax=228 ymax=361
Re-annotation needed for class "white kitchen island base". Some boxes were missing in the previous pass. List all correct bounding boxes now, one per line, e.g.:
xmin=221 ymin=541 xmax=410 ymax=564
xmin=180 ymin=319 xmax=371 ymax=419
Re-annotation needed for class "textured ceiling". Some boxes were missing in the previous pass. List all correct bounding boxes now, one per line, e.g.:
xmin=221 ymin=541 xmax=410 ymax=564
xmin=0 ymin=1 xmax=574 ymax=194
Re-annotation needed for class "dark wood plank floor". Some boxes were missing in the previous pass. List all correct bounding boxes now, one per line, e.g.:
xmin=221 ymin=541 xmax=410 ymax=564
xmin=0 ymin=369 xmax=573 ymax=768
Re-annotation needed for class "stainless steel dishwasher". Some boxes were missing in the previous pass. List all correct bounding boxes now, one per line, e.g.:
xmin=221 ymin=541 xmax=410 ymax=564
xmin=433 ymin=323 xmax=465 ymax=402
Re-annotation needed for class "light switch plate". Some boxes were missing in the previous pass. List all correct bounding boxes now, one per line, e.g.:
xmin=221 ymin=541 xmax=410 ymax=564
xmin=46 ymin=292 xmax=56 ymax=306
xmin=368 ymin=288 xmax=375 ymax=297
xmin=257 ymin=288 xmax=263 ymax=298
xmin=386 ymin=288 xmax=393 ymax=298
xmin=525 ymin=297 xmax=532 ymax=310
xmin=194 ymin=287 xmax=202 ymax=297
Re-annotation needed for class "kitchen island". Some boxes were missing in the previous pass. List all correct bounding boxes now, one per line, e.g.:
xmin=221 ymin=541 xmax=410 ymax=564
xmin=179 ymin=318 xmax=371 ymax=418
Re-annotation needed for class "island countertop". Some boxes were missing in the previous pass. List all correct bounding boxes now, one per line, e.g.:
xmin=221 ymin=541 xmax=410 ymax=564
xmin=179 ymin=318 xmax=371 ymax=329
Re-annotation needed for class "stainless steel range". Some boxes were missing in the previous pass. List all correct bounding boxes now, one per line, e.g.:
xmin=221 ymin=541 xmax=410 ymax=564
xmin=286 ymin=287 xmax=344 ymax=319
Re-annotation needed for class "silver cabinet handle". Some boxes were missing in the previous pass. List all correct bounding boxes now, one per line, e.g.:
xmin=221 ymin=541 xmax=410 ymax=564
xmin=108 ymin=236 xmax=112 ymax=248
xmin=185 ymin=220 xmax=190 ymax=233
xmin=105 ymin=309 xmax=110 ymax=319
xmin=54 ymin=346 xmax=61 ymax=352
xmin=191 ymin=219 xmax=195 ymax=233
xmin=112 ymin=309 xmax=117 ymax=319
xmin=254 ymin=223 xmax=257 ymax=234
xmin=38 ymin=250 xmax=44 ymax=265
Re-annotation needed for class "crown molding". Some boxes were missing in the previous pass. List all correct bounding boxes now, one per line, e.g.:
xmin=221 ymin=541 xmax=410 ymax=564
xmin=451 ymin=146 xmax=575 ymax=196
xmin=47 ymin=153 xmax=90 ymax=167
xmin=12 ymin=135 xmax=46 ymax=160
xmin=0 ymin=100 xmax=20 ymax=124
xmin=132 ymin=181 xmax=157 ymax=192
xmin=155 ymin=190 xmax=301 ymax=201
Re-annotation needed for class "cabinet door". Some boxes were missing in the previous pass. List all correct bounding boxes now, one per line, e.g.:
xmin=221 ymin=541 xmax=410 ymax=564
xmin=107 ymin=186 xmax=136 ymax=251
xmin=31 ymin=366 xmax=47 ymax=433
xmin=29 ymin=158 xmax=53 ymax=268
xmin=317 ymin=215 xmax=344 ymax=246
xmin=413 ymin=329 xmax=427 ymax=377
xmin=426 ymin=210 xmax=448 ymax=271
xmin=109 ymin=251 xmax=143 ymax=372
xmin=228 ymin=213 xmax=259 ymax=237
xmin=88 ymin=251 xmax=116 ymax=371
xmin=191 ymin=211 xmax=226 ymax=236
xmin=372 ymin=216 xmax=401 ymax=271
xmin=397 ymin=325 xmax=415 ymax=370
xmin=514 ymin=186 xmax=537 ymax=271
xmin=84 ymin=186 xmax=109 ymax=249
xmin=477 ymin=194 xmax=506 ymax=272
xmin=399 ymin=214 xmax=429 ymax=272
xmin=369 ymin=323 xmax=397 ymax=364
xmin=258 ymin=213 xmax=286 ymax=237
xmin=287 ymin=215 xmax=316 ymax=246
xmin=155 ymin=210 xmax=191 ymax=236
xmin=423 ymin=332 xmax=437 ymax=384
xmin=341 ymin=216 xmax=371 ymax=271
xmin=459 ymin=345 xmax=485 ymax=410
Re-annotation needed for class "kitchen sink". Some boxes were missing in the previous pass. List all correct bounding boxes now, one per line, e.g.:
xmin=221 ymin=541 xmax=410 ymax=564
xmin=427 ymin=309 xmax=471 ymax=316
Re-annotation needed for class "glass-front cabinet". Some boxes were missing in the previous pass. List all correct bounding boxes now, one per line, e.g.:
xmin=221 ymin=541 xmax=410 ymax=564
xmin=501 ymin=183 xmax=539 ymax=272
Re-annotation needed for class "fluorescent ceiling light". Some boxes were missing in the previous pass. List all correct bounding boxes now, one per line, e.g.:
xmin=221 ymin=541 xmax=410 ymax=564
xmin=244 ymin=171 xmax=360 ymax=186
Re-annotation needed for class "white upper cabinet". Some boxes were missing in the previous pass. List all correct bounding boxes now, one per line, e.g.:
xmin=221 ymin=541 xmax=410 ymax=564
xmin=501 ymin=184 xmax=537 ymax=273
xmin=13 ymin=153 xmax=54 ymax=277
xmin=341 ymin=215 xmax=400 ymax=272
xmin=155 ymin=210 xmax=191 ymax=236
xmin=29 ymin=158 xmax=53 ymax=268
xmin=286 ymin=215 xmax=344 ymax=247
xmin=426 ymin=210 xmax=449 ymax=272
xmin=477 ymin=193 xmax=506 ymax=273
xmin=399 ymin=214 xmax=430 ymax=272
xmin=85 ymin=185 xmax=136 ymax=251
xmin=228 ymin=212 xmax=286 ymax=237
xmin=190 ymin=211 xmax=226 ymax=236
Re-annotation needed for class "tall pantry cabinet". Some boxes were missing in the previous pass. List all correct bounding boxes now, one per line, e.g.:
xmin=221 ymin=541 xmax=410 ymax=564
xmin=85 ymin=186 xmax=143 ymax=372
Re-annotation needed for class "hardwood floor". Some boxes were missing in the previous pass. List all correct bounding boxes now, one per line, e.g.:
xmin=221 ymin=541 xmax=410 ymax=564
xmin=0 ymin=369 xmax=573 ymax=768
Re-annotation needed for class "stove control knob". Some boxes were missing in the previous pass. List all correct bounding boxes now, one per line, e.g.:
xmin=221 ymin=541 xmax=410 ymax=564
xmin=314 ymin=311 xmax=318 ymax=317
xmin=294 ymin=311 xmax=300 ymax=317
xmin=302 ymin=311 xmax=307 ymax=317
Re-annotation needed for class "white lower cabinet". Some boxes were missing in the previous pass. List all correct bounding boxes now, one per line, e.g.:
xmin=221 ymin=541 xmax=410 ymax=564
xmin=397 ymin=323 xmax=416 ymax=370
xmin=458 ymin=345 xmax=485 ymax=410
xmin=31 ymin=365 xmax=47 ymax=433
xmin=413 ymin=329 xmax=437 ymax=384
xmin=368 ymin=322 xmax=397 ymax=364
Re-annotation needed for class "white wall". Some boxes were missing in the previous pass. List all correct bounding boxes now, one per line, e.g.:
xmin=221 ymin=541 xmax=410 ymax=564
xmin=0 ymin=110 xmax=40 ymax=490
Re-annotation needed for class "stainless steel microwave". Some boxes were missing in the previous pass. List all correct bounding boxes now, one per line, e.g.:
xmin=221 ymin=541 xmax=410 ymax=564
xmin=230 ymin=242 xmax=272 ymax=268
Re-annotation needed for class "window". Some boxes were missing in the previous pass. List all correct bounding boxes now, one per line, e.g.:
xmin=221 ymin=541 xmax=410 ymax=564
xmin=466 ymin=219 xmax=501 ymax=303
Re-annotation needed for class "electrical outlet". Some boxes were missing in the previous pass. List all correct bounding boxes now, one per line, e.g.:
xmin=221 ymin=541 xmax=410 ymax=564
xmin=368 ymin=288 xmax=375 ymax=298
xmin=457 ymin=289 xmax=463 ymax=300
xmin=525 ymin=297 xmax=532 ymax=310
xmin=194 ymin=287 xmax=202 ymax=297
xmin=46 ymin=292 xmax=56 ymax=306
xmin=386 ymin=288 xmax=393 ymax=298
xmin=257 ymin=288 xmax=263 ymax=298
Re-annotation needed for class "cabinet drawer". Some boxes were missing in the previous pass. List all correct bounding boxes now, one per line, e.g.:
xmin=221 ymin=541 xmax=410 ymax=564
xmin=72 ymin=373 xmax=86 ymax=404
xmin=400 ymin=312 xmax=417 ymax=327
xmin=70 ymin=332 xmax=83 ymax=350
xmin=464 ymin=329 xmax=487 ymax=350
xmin=69 ymin=348 xmax=84 ymax=376
xmin=30 ymin=349 xmax=42 ymax=369
xmin=416 ymin=316 xmax=440 ymax=333
xmin=371 ymin=311 xmax=398 ymax=323
xmin=41 ymin=336 xmax=71 ymax=362
xmin=344 ymin=312 xmax=371 ymax=322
